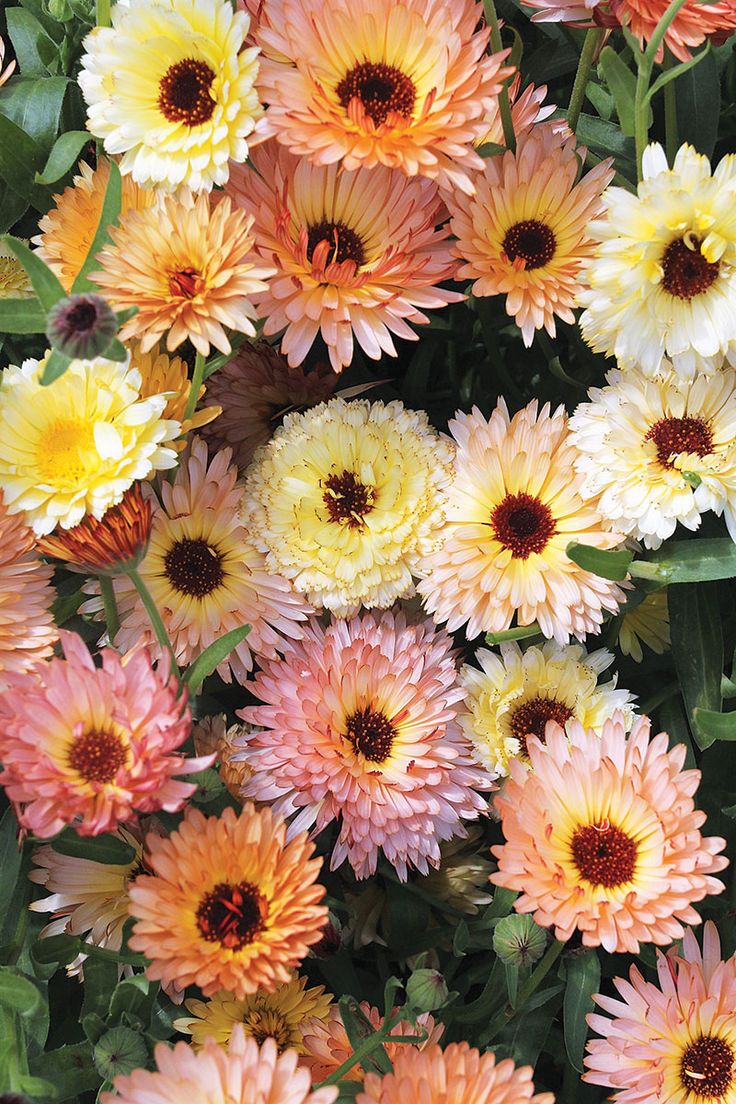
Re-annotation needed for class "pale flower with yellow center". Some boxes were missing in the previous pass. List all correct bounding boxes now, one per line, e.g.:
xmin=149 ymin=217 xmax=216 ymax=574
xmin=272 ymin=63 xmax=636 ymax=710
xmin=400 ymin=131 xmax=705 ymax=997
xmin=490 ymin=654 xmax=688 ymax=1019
xmin=0 ymin=241 xmax=33 ymax=299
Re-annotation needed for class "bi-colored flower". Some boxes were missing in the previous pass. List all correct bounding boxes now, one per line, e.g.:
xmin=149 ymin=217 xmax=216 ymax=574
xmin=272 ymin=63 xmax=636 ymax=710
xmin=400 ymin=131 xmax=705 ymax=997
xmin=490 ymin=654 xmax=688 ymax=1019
xmin=491 ymin=713 xmax=727 ymax=952
xmin=242 ymin=398 xmax=455 ymax=615
xmin=0 ymin=631 xmax=200 ymax=838
xmin=37 ymin=483 xmax=151 ymax=575
xmin=236 ymin=610 xmax=488 ymax=880
xmin=617 ymin=590 xmax=670 ymax=663
xmin=0 ymin=36 xmax=16 ymax=87
xmin=227 ymin=146 xmax=462 ymax=372
xmin=417 ymin=401 xmax=626 ymax=643
xmin=0 ymin=354 xmax=179 ymax=536
xmin=127 ymin=804 xmax=328 ymax=999
xmin=458 ymin=641 xmax=634 ymax=779
xmin=79 ymin=0 xmax=262 ymax=191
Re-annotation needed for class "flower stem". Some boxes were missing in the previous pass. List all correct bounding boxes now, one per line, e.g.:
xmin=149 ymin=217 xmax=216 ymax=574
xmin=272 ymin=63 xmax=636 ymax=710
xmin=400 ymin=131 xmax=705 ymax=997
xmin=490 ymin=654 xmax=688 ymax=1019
xmin=183 ymin=349 xmax=206 ymax=427
xmin=317 ymin=1014 xmax=400 ymax=1086
xmin=567 ymin=28 xmax=605 ymax=134
xmin=633 ymin=0 xmax=690 ymax=178
xmin=95 ymin=0 xmax=111 ymax=27
xmin=485 ymin=938 xmax=565 ymax=1039
xmin=127 ymin=567 xmax=180 ymax=677
xmin=663 ymin=50 xmax=678 ymax=164
xmin=99 ymin=575 xmax=120 ymax=641
xmin=483 ymin=0 xmax=516 ymax=152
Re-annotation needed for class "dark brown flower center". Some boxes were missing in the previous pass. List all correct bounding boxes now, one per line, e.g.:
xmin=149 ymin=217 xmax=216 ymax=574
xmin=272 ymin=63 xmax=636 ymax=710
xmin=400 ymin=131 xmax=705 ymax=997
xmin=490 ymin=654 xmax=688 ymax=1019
xmin=510 ymin=697 xmax=574 ymax=760
xmin=336 ymin=61 xmax=416 ymax=127
xmin=306 ymin=221 xmax=366 ymax=268
xmin=196 ymin=881 xmax=267 ymax=950
xmin=164 ymin=537 xmax=223 ymax=597
xmin=570 ymin=821 xmax=637 ymax=888
xmin=645 ymin=416 xmax=714 ymax=469
xmin=68 ymin=729 xmax=127 ymax=784
xmin=491 ymin=492 xmax=556 ymax=559
xmin=168 ymin=267 xmax=202 ymax=299
xmin=158 ymin=58 xmax=216 ymax=126
xmin=346 ymin=706 xmax=395 ymax=763
xmin=503 ymin=220 xmax=557 ymax=270
xmin=243 ymin=1010 xmax=292 ymax=1051
xmin=323 ymin=470 xmax=375 ymax=528
xmin=65 ymin=299 xmax=99 ymax=333
xmin=681 ymin=1035 xmax=734 ymax=1098
xmin=661 ymin=236 xmax=720 ymax=300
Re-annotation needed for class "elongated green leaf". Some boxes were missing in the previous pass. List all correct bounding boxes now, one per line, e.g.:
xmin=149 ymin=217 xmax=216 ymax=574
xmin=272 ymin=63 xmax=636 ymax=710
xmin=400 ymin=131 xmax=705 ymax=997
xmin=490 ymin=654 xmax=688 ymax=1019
xmin=646 ymin=43 xmax=710 ymax=103
xmin=675 ymin=45 xmax=719 ymax=158
xmin=35 ymin=129 xmax=89 ymax=184
xmin=6 ymin=8 xmax=55 ymax=77
xmin=81 ymin=956 xmax=119 ymax=1023
xmin=641 ymin=538 xmax=736 ymax=584
xmin=669 ymin=582 xmax=723 ymax=751
xmin=566 ymin=542 xmax=633 ymax=580
xmin=0 ymin=76 xmax=70 ymax=153
xmin=0 ymin=181 xmax=30 ymax=232
xmin=183 ymin=624 xmax=251 ymax=689
xmin=31 ymin=933 xmax=81 ymax=966
xmin=692 ymin=708 xmax=736 ymax=742
xmin=563 ymin=951 xmax=601 ymax=1072
xmin=0 ymin=111 xmax=47 ymax=212
xmin=72 ymin=158 xmax=122 ymax=293
xmin=51 ymin=829 xmax=136 ymax=866
xmin=485 ymin=624 xmax=542 ymax=645
xmin=108 ymin=976 xmax=156 ymax=1027
xmin=0 ymin=969 xmax=43 ymax=1017
xmin=29 ymin=1042 xmax=102 ymax=1098
xmin=598 ymin=47 xmax=637 ymax=136
xmin=40 ymin=347 xmax=72 ymax=386
xmin=2 ymin=235 xmax=65 ymax=310
xmin=0 ymin=296 xmax=47 ymax=333
xmin=339 ymin=995 xmax=392 ymax=1075
xmin=0 ymin=810 xmax=23 ymax=936
xmin=476 ymin=141 xmax=506 ymax=158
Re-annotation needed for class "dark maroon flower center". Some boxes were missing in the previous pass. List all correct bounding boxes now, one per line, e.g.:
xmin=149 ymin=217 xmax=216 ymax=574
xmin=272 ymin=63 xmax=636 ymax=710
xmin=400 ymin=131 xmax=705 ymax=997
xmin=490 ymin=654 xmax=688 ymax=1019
xmin=661 ymin=237 xmax=720 ymax=300
xmin=306 ymin=221 xmax=366 ymax=267
xmin=165 ymin=537 xmax=224 ymax=597
xmin=645 ymin=416 xmax=714 ymax=468
xmin=337 ymin=61 xmax=416 ymax=127
xmin=196 ymin=881 xmax=267 ymax=950
xmin=323 ymin=470 xmax=375 ymax=528
xmin=680 ymin=1035 xmax=734 ymax=1098
xmin=491 ymin=492 xmax=556 ymax=559
xmin=510 ymin=697 xmax=574 ymax=759
xmin=345 ymin=706 xmax=395 ymax=763
xmin=503 ymin=220 xmax=557 ymax=270
xmin=68 ymin=730 xmax=127 ymax=784
xmin=158 ymin=58 xmax=216 ymax=126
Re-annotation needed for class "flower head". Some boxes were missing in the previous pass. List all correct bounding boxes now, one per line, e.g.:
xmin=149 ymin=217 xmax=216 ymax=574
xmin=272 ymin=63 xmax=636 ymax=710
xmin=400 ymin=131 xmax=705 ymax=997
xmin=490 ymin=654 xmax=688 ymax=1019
xmin=79 ymin=0 xmax=262 ymax=191
xmin=475 ymin=77 xmax=557 ymax=148
xmin=255 ymin=0 xmax=512 ymax=194
xmin=0 ymin=240 xmax=33 ymax=299
xmin=447 ymin=124 xmax=613 ymax=345
xmin=127 ymin=805 xmax=328 ymax=999
xmin=417 ymin=401 xmax=626 ymax=642
xmin=570 ymin=364 xmax=736 ymax=548
xmin=0 ymin=631 xmax=201 ymax=838
xmin=242 ymin=398 xmax=455 ymax=615
xmin=175 ymin=975 xmax=332 ymax=1050
xmin=37 ymin=483 xmax=152 ymax=575
xmin=237 ymin=610 xmax=488 ymax=880
xmin=584 ymin=921 xmax=736 ymax=1103
xmin=617 ymin=590 xmax=670 ymax=663
xmin=459 ymin=641 xmax=635 ymax=779
xmin=103 ymin=1029 xmax=338 ymax=1104
xmin=579 ymin=143 xmax=736 ymax=377
xmin=227 ymin=146 xmax=462 ymax=372
xmin=0 ymin=354 xmax=179 ymax=536
xmin=46 ymin=294 xmax=118 ymax=361
xmin=93 ymin=189 xmax=274 ymax=356
xmin=420 ymin=830 xmax=494 ymax=916
xmin=129 ymin=341 xmax=220 ymax=449
xmin=491 ymin=713 xmax=727 ymax=952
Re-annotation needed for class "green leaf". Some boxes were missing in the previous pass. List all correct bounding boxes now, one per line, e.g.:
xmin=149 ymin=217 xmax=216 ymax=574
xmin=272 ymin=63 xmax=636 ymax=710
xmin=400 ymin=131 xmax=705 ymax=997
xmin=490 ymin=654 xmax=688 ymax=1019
xmin=338 ymin=995 xmax=392 ymax=1075
xmin=101 ymin=335 xmax=128 ymax=362
xmin=692 ymin=708 xmax=736 ymax=742
xmin=182 ymin=624 xmax=251 ymax=689
xmin=18 ymin=1074 xmax=58 ymax=1098
xmin=29 ymin=1042 xmax=102 ymax=1099
xmin=574 ymin=112 xmax=636 ymax=168
xmin=108 ymin=976 xmax=156 ymax=1027
xmin=646 ymin=44 xmax=710 ymax=104
xmin=0 ymin=969 xmax=43 ymax=1016
xmin=563 ymin=951 xmax=601 ymax=1072
xmin=40 ymin=348 xmax=72 ymax=386
xmin=0 ymin=76 xmax=70 ymax=153
xmin=2 ymin=235 xmax=66 ymax=310
xmin=485 ymin=624 xmax=542 ymax=645
xmin=675 ymin=45 xmax=720 ymax=158
xmin=0 ymin=296 xmax=47 ymax=333
xmin=81 ymin=955 xmax=119 ymax=1023
xmin=598 ymin=47 xmax=637 ymax=136
xmin=34 ymin=130 xmax=89 ymax=184
xmin=0 ymin=810 xmax=23 ymax=936
xmin=636 ymin=538 xmax=736 ymax=584
xmin=669 ymin=582 xmax=723 ymax=750
xmin=51 ymin=829 xmax=136 ymax=866
xmin=476 ymin=141 xmax=507 ymax=157
xmin=0 ymin=111 xmax=47 ymax=213
xmin=6 ymin=8 xmax=56 ymax=77
xmin=566 ymin=542 xmax=633 ymax=581
xmin=72 ymin=158 xmax=122 ymax=294
xmin=31 ymin=933 xmax=81 ymax=966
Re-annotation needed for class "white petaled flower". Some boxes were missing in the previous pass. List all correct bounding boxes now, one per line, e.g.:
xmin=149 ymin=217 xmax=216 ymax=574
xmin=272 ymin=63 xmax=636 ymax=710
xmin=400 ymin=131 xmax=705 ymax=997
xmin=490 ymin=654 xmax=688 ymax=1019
xmin=578 ymin=143 xmax=736 ymax=377
xmin=569 ymin=364 xmax=736 ymax=548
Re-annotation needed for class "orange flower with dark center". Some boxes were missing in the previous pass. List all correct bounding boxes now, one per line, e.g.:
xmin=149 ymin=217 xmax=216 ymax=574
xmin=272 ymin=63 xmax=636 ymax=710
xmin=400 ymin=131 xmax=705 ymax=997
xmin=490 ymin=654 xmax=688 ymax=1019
xmin=37 ymin=484 xmax=151 ymax=575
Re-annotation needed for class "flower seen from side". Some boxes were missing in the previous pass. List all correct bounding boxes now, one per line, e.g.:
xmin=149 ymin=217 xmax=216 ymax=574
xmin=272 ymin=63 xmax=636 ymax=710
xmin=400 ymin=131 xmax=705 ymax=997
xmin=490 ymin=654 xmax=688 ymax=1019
xmin=37 ymin=483 xmax=151 ymax=575
xmin=129 ymin=342 xmax=221 ymax=449
xmin=420 ymin=829 xmax=494 ymax=916
xmin=617 ymin=590 xmax=670 ymax=663
xmin=474 ymin=77 xmax=558 ymax=149
xmin=192 ymin=714 xmax=254 ymax=798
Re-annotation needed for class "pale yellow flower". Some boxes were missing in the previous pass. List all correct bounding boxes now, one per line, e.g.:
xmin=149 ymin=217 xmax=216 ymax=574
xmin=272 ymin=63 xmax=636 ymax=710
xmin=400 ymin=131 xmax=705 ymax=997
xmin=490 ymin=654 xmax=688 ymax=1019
xmin=618 ymin=591 xmax=671 ymax=663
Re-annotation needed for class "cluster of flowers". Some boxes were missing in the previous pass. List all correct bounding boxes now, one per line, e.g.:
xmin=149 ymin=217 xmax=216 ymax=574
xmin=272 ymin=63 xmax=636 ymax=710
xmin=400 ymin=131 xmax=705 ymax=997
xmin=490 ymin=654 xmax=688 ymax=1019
xmin=1 ymin=0 xmax=736 ymax=1099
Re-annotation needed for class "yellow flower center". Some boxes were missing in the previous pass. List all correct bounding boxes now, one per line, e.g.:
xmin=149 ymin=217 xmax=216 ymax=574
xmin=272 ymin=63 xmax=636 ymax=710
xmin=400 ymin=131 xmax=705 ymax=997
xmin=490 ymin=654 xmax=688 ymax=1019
xmin=336 ymin=61 xmax=416 ymax=127
xmin=0 ymin=255 xmax=32 ymax=298
xmin=570 ymin=820 xmax=637 ymax=888
xmin=680 ymin=1035 xmax=734 ymax=1099
xmin=68 ymin=729 xmax=128 ymax=785
xmin=36 ymin=417 xmax=98 ymax=484
xmin=196 ymin=881 xmax=268 ymax=951
xmin=345 ymin=706 xmax=395 ymax=763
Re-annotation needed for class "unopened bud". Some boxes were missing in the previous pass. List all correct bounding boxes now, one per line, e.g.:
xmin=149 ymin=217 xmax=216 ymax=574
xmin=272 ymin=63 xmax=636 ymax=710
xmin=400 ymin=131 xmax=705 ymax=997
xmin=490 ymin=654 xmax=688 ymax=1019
xmin=406 ymin=968 xmax=449 ymax=1012
xmin=93 ymin=1026 xmax=148 ymax=1079
xmin=46 ymin=293 xmax=118 ymax=360
xmin=493 ymin=914 xmax=548 ymax=967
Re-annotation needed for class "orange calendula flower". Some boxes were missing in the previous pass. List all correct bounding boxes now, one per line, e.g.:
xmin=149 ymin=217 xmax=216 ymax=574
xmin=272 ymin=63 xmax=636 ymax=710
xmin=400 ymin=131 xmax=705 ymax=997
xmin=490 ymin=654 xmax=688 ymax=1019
xmin=130 ymin=342 xmax=221 ymax=450
xmin=37 ymin=483 xmax=151 ymax=575
xmin=127 ymin=804 xmax=328 ymax=999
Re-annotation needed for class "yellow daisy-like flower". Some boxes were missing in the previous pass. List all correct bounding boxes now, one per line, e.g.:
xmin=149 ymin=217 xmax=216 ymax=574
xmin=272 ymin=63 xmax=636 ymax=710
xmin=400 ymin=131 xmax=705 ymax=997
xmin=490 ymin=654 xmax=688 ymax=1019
xmin=242 ymin=398 xmax=455 ymax=615
xmin=34 ymin=159 xmax=155 ymax=291
xmin=458 ymin=641 xmax=635 ymax=779
xmin=78 ymin=0 xmax=262 ymax=191
xmin=129 ymin=341 xmax=220 ymax=451
xmin=0 ymin=355 xmax=180 ymax=536
xmin=175 ymin=976 xmax=333 ymax=1050
xmin=0 ymin=241 xmax=33 ymax=299
xmin=617 ymin=591 xmax=671 ymax=663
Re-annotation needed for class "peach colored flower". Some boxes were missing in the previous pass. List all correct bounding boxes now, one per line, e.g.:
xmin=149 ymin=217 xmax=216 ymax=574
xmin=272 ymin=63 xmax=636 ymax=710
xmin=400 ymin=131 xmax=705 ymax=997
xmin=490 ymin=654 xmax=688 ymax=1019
xmin=491 ymin=713 xmax=727 ymax=953
xmin=475 ymin=76 xmax=557 ymax=148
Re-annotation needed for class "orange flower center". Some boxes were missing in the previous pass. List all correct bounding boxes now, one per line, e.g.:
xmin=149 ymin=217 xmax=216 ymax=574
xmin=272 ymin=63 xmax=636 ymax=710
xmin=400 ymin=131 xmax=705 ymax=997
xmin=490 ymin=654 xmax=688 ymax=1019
xmin=336 ymin=61 xmax=416 ymax=127
xmin=164 ymin=537 xmax=224 ymax=597
xmin=168 ymin=267 xmax=203 ymax=299
xmin=196 ymin=880 xmax=268 ymax=950
xmin=681 ymin=1035 xmax=734 ymax=1098
xmin=323 ymin=470 xmax=375 ymax=528
xmin=661 ymin=236 xmax=719 ymax=300
xmin=645 ymin=416 xmax=713 ymax=469
xmin=158 ymin=58 xmax=216 ymax=126
xmin=346 ymin=706 xmax=395 ymax=763
xmin=509 ymin=697 xmax=573 ymax=759
xmin=491 ymin=492 xmax=556 ymax=559
xmin=570 ymin=821 xmax=637 ymax=888
xmin=306 ymin=221 xmax=366 ymax=268
xmin=503 ymin=220 xmax=557 ymax=270
xmin=68 ymin=729 xmax=127 ymax=784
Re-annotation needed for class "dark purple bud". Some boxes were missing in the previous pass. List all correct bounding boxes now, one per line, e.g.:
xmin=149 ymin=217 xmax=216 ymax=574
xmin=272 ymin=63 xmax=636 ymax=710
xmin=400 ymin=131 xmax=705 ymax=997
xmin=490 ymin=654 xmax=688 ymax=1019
xmin=46 ymin=293 xmax=118 ymax=360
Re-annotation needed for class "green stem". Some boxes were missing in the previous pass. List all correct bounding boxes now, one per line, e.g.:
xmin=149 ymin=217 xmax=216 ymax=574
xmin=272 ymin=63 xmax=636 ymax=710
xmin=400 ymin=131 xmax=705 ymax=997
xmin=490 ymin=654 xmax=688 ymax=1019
xmin=183 ymin=349 xmax=206 ymax=426
xmin=99 ymin=575 xmax=120 ymax=641
xmin=485 ymin=939 xmax=565 ymax=1039
xmin=567 ymin=28 xmax=605 ymax=133
xmin=317 ymin=1015 xmax=400 ymax=1086
xmin=663 ymin=50 xmax=678 ymax=164
xmin=95 ymin=0 xmax=111 ymax=26
xmin=483 ymin=0 xmax=516 ymax=151
xmin=127 ymin=567 xmax=180 ymax=677
xmin=633 ymin=0 xmax=690 ymax=177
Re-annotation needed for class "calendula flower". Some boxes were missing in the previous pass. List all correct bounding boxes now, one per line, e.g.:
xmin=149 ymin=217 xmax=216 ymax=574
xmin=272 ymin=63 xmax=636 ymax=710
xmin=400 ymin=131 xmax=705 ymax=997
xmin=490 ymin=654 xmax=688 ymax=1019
xmin=103 ymin=1029 xmax=338 ymax=1104
xmin=617 ymin=590 xmax=670 ymax=663
xmin=447 ymin=124 xmax=613 ymax=345
xmin=0 ymin=354 xmax=179 ymax=537
xmin=458 ymin=641 xmax=635 ymax=779
xmin=192 ymin=714 xmax=253 ymax=798
xmin=127 ymin=805 xmax=328 ymax=999
xmin=255 ymin=0 xmax=512 ymax=194
xmin=0 ymin=240 xmax=33 ymax=298
xmin=83 ymin=437 xmax=310 ymax=681
xmin=585 ymin=921 xmax=736 ymax=1103
xmin=475 ymin=77 xmax=557 ymax=148
xmin=35 ymin=158 xmax=155 ymax=291
xmin=357 ymin=1043 xmax=553 ymax=1104
xmin=78 ymin=0 xmax=262 ymax=191
xmin=227 ymin=146 xmax=462 ymax=372
xmin=129 ymin=342 xmax=220 ymax=448
xmin=237 ymin=610 xmax=488 ymax=880
xmin=417 ymin=401 xmax=626 ymax=643
xmin=300 ymin=1004 xmax=443 ymax=1083
xmin=0 ymin=493 xmax=57 ymax=690
xmin=201 ymin=343 xmax=337 ymax=471
xmin=491 ymin=713 xmax=727 ymax=952
xmin=579 ymin=143 xmax=736 ymax=378
xmin=93 ymin=189 xmax=274 ymax=356
xmin=242 ymin=398 xmax=454 ymax=615
xmin=0 ymin=631 xmax=201 ymax=839
xmin=37 ymin=483 xmax=151 ymax=575
xmin=570 ymin=364 xmax=736 ymax=548
xmin=175 ymin=975 xmax=332 ymax=1050
xmin=421 ymin=829 xmax=494 ymax=916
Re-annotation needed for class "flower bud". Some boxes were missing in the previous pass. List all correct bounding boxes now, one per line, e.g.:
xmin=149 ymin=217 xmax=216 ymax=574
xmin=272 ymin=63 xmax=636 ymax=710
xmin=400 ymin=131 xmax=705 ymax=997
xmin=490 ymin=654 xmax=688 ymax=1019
xmin=93 ymin=1026 xmax=148 ymax=1079
xmin=493 ymin=914 xmax=548 ymax=967
xmin=46 ymin=293 xmax=118 ymax=360
xmin=406 ymin=967 xmax=449 ymax=1012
